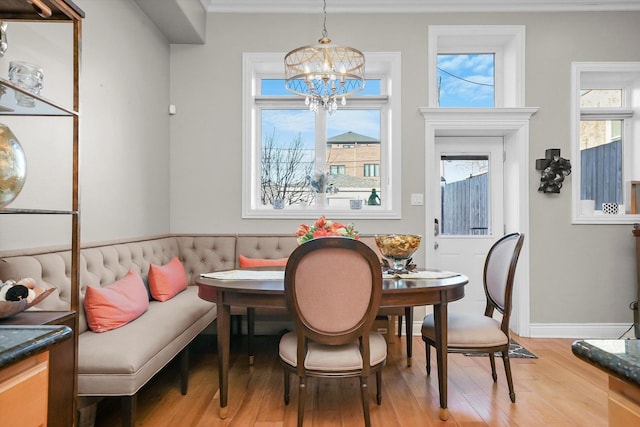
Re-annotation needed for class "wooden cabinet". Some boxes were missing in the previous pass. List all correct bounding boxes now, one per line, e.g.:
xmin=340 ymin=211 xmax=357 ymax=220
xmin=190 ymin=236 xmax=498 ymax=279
xmin=0 ymin=1 xmax=84 ymax=426
xmin=0 ymin=352 xmax=49 ymax=427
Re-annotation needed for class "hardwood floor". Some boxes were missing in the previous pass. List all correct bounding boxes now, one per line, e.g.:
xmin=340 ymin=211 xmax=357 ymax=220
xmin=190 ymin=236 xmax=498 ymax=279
xmin=93 ymin=332 xmax=609 ymax=426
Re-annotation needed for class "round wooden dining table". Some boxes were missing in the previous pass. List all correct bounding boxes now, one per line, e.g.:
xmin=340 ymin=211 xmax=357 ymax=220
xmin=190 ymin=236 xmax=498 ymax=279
xmin=196 ymin=269 xmax=467 ymax=421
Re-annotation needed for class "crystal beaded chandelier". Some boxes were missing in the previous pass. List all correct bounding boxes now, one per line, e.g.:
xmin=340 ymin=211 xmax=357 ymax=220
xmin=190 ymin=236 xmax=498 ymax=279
xmin=284 ymin=0 xmax=365 ymax=114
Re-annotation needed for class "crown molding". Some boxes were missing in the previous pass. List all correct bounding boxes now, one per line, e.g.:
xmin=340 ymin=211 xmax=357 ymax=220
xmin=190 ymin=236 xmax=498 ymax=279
xmin=201 ymin=0 xmax=640 ymax=13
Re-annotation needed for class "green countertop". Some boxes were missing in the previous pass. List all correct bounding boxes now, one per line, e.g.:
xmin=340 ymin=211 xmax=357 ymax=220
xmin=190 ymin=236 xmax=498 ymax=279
xmin=0 ymin=325 xmax=72 ymax=369
xmin=572 ymin=339 xmax=640 ymax=386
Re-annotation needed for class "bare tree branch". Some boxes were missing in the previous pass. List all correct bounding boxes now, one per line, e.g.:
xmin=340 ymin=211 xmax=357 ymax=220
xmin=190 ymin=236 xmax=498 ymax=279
xmin=261 ymin=131 xmax=313 ymax=206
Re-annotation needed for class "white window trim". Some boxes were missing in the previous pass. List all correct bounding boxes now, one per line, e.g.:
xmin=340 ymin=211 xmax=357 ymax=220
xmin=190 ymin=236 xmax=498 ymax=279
xmin=241 ymin=52 xmax=402 ymax=219
xmin=428 ymin=25 xmax=525 ymax=108
xmin=571 ymin=61 xmax=640 ymax=224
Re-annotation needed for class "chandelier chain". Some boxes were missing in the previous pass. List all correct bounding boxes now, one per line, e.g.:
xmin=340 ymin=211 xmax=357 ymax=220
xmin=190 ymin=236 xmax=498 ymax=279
xmin=321 ymin=0 xmax=328 ymax=39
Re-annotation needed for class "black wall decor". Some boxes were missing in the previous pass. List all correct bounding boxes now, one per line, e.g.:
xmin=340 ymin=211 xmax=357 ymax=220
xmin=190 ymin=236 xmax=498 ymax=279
xmin=536 ymin=148 xmax=572 ymax=194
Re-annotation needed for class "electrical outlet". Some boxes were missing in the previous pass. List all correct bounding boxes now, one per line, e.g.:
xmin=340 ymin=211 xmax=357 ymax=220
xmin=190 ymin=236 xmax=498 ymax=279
xmin=410 ymin=193 xmax=424 ymax=206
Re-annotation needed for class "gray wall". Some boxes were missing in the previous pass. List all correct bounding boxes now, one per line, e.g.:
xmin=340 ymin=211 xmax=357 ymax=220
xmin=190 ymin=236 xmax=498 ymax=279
xmin=169 ymin=11 xmax=640 ymax=329
xmin=2 ymin=1 xmax=639 ymax=331
xmin=0 ymin=0 xmax=171 ymax=248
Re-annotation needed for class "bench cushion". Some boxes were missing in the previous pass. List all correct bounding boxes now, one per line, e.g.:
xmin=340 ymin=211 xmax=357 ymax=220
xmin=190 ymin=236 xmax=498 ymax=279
xmin=77 ymin=286 xmax=215 ymax=396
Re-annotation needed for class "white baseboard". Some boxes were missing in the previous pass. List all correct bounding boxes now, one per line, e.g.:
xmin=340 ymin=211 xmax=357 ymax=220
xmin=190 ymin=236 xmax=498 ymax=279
xmin=206 ymin=319 xmax=637 ymax=340
xmin=527 ymin=323 xmax=636 ymax=339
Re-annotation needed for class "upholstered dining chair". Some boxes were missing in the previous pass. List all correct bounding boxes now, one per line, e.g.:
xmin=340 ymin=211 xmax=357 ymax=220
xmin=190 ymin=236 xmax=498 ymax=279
xmin=279 ymin=237 xmax=387 ymax=427
xmin=421 ymin=232 xmax=525 ymax=403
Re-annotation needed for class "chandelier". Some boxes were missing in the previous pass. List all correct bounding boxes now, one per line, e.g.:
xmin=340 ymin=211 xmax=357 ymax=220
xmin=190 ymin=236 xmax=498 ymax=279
xmin=284 ymin=0 xmax=365 ymax=114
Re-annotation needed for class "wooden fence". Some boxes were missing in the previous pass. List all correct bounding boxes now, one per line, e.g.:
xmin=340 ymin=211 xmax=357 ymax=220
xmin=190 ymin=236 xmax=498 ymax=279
xmin=441 ymin=173 xmax=489 ymax=235
xmin=580 ymin=139 xmax=622 ymax=207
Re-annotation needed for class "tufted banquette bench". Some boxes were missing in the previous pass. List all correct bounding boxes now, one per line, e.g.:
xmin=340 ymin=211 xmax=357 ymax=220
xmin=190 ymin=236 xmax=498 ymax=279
xmin=0 ymin=234 xmax=292 ymax=426
xmin=0 ymin=233 xmax=406 ymax=426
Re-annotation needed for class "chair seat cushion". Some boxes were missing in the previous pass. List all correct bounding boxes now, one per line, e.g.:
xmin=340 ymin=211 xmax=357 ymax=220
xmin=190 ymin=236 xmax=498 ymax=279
xmin=421 ymin=312 xmax=509 ymax=348
xmin=279 ymin=332 xmax=387 ymax=371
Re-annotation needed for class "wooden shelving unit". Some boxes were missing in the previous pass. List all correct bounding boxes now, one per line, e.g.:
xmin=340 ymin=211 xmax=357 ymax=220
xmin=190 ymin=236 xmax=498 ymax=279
xmin=0 ymin=1 xmax=83 ymax=426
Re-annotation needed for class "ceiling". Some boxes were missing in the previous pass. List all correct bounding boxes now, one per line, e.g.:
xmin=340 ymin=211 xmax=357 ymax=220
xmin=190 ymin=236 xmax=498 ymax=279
xmin=139 ymin=0 xmax=640 ymax=44
xmin=201 ymin=0 xmax=640 ymax=13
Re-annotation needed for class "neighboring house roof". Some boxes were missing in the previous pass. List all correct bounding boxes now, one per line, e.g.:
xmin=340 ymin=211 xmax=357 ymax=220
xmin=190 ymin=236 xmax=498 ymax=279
xmin=331 ymin=174 xmax=380 ymax=188
xmin=327 ymin=131 xmax=380 ymax=144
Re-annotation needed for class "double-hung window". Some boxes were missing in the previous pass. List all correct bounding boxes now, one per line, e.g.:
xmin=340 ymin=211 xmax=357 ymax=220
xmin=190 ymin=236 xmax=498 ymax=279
xmin=571 ymin=62 xmax=640 ymax=223
xmin=242 ymin=52 xmax=401 ymax=218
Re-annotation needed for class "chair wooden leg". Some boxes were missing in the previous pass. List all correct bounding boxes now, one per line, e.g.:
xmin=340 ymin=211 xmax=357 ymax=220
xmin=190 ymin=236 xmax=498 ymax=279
xmin=121 ymin=395 xmax=136 ymax=427
xmin=284 ymin=370 xmax=290 ymax=405
xmin=360 ymin=376 xmax=371 ymax=427
xmin=247 ymin=307 xmax=256 ymax=365
xmin=180 ymin=346 xmax=189 ymax=395
xmin=405 ymin=306 xmax=413 ymax=366
xmin=297 ymin=377 xmax=306 ymax=427
xmin=397 ymin=315 xmax=403 ymax=337
xmin=502 ymin=352 xmax=516 ymax=403
xmin=425 ymin=342 xmax=431 ymax=375
xmin=489 ymin=353 xmax=498 ymax=382
xmin=376 ymin=370 xmax=382 ymax=405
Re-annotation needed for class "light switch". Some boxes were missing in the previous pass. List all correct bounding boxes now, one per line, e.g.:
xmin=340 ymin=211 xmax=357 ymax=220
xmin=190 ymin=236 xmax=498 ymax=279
xmin=411 ymin=193 xmax=424 ymax=205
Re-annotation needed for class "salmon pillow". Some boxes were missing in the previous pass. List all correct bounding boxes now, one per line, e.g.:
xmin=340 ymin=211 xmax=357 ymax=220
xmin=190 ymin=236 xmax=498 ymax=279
xmin=84 ymin=270 xmax=149 ymax=333
xmin=238 ymin=255 xmax=288 ymax=268
xmin=148 ymin=257 xmax=188 ymax=301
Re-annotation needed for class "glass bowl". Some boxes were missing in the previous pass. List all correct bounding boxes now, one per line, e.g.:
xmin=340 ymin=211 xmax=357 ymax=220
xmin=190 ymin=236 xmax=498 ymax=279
xmin=374 ymin=234 xmax=422 ymax=273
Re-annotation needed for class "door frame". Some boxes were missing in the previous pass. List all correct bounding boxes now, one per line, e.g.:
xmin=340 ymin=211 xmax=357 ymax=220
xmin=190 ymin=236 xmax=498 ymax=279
xmin=420 ymin=108 xmax=538 ymax=337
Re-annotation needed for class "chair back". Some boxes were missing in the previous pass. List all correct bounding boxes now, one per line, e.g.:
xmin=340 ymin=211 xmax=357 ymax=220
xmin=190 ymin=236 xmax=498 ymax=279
xmin=483 ymin=233 xmax=525 ymax=329
xmin=284 ymin=237 xmax=383 ymax=347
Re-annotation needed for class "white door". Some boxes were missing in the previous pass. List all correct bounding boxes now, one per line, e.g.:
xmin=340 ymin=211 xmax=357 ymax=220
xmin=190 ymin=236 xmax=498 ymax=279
xmin=434 ymin=136 xmax=504 ymax=315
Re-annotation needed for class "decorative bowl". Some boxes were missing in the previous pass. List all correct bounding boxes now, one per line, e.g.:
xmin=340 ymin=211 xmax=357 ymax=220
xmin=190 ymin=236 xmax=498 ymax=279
xmin=374 ymin=234 xmax=421 ymax=273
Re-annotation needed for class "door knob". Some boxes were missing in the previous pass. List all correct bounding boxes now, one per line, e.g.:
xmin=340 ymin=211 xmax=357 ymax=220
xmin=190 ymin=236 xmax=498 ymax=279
xmin=434 ymin=242 xmax=439 ymax=250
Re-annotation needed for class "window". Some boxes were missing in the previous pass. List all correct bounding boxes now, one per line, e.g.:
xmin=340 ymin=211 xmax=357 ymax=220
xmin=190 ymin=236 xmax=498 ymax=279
xmin=428 ymin=25 xmax=525 ymax=108
xmin=436 ymin=54 xmax=495 ymax=107
xmin=242 ymin=52 xmax=401 ymax=218
xmin=364 ymin=163 xmax=379 ymax=177
xmin=330 ymin=165 xmax=346 ymax=175
xmin=440 ymin=155 xmax=490 ymax=235
xmin=571 ymin=62 xmax=640 ymax=223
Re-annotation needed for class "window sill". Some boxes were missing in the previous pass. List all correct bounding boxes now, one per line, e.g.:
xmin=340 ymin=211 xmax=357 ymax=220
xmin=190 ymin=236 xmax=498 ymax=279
xmin=242 ymin=206 xmax=401 ymax=220
xmin=572 ymin=213 xmax=640 ymax=225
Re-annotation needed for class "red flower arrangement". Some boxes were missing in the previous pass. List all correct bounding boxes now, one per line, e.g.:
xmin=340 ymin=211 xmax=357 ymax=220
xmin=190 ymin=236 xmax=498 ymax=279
xmin=295 ymin=216 xmax=360 ymax=245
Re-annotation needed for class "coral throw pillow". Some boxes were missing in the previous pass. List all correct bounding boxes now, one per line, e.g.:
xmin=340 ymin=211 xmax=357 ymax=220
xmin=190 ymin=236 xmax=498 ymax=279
xmin=148 ymin=257 xmax=188 ymax=302
xmin=238 ymin=255 xmax=288 ymax=268
xmin=84 ymin=270 xmax=149 ymax=333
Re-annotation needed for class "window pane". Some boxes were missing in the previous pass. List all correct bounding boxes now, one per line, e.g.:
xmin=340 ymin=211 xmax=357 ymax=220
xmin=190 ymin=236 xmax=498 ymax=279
xmin=440 ymin=155 xmax=489 ymax=235
xmin=364 ymin=164 xmax=379 ymax=177
xmin=330 ymin=165 xmax=346 ymax=174
xmin=437 ymin=54 xmax=495 ymax=107
xmin=326 ymin=109 xmax=381 ymax=207
xmin=261 ymin=109 xmax=315 ymax=207
xmin=580 ymin=120 xmax=623 ymax=207
xmin=580 ymin=89 xmax=623 ymax=108
xmin=262 ymin=79 xmax=382 ymax=96
xmin=358 ymin=79 xmax=381 ymax=96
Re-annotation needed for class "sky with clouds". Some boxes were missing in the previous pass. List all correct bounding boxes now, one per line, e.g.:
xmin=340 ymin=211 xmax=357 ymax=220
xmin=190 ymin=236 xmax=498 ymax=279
xmin=437 ymin=54 xmax=495 ymax=107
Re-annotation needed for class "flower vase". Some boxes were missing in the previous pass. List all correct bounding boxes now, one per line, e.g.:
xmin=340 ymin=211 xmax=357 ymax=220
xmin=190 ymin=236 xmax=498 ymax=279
xmin=315 ymin=193 xmax=326 ymax=208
